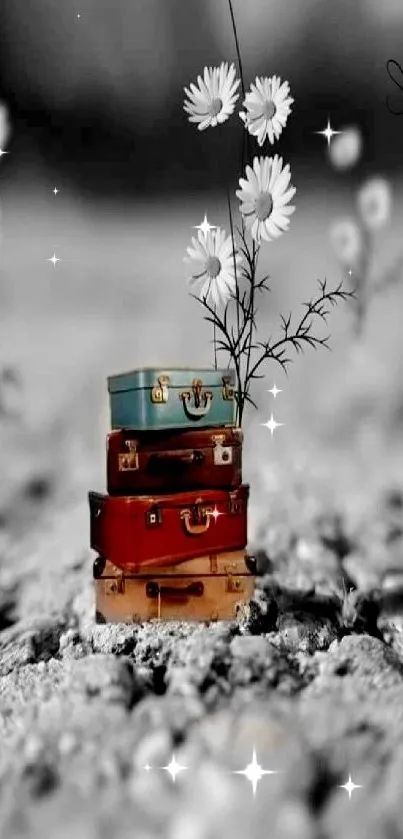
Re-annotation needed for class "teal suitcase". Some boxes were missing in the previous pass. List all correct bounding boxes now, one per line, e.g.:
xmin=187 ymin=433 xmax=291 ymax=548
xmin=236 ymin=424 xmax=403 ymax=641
xmin=108 ymin=367 xmax=236 ymax=431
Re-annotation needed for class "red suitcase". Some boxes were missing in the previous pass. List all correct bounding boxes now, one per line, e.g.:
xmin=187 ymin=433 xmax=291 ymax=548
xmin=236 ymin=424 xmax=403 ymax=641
xmin=106 ymin=427 xmax=242 ymax=494
xmin=89 ymin=485 xmax=249 ymax=573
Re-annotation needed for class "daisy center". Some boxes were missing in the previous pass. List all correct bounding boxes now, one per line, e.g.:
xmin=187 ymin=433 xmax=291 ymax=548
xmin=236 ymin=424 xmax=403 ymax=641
xmin=255 ymin=191 xmax=273 ymax=221
xmin=262 ymin=100 xmax=276 ymax=120
xmin=206 ymin=255 xmax=221 ymax=279
xmin=209 ymin=97 xmax=223 ymax=117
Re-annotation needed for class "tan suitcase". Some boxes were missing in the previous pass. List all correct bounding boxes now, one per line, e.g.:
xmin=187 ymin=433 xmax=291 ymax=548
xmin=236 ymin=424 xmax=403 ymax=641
xmin=93 ymin=551 xmax=255 ymax=623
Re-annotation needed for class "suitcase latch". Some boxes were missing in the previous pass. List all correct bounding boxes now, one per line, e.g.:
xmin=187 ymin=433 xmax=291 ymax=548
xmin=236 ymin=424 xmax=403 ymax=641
xmin=105 ymin=575 xmax=125 ymax=595
xmin=151 ymin=375 xmax=170 ymax=404
xmin=226 ymin=575 xmax=244 ymax=593
xmin=212 ymin=434 xmax=233 ymax=466
xmin=228 ymin=491 xmax=242 ymax=514
xmin=209 ymin=554 xmax=218 ymax=574
xmin=222 ymin=375 xmax=235 ymax=401
xmin=146 ymin=505 xmax=163 ymax=526
xmin=118 ymin=440 xmax=139 ymax=471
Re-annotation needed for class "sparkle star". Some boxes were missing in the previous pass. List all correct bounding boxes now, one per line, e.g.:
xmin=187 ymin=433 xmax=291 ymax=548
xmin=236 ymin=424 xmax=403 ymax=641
xmin=48 ymin=253 xmax=60 ymax=267
xmin=268 ymin=384 xmax=282 ymax=399
xmin=162 ymin=754 xmax=187 ymax=783
xmin=339 ymin=775 xmax=363 ymax=799
xmin=233 ymin=749 xmax=278 ymax=796
xmin=53 ymin=187 xmax=59 ymax=196
xmin=194 ymin=214 xmax=216 ymax=237
xmin=143 ymin=764 xmax=152 ymax=773
xmin=261 ymin=413 xmax=284 ymax=437
xmin=209 ymin=505 xmax=223 ymax=523
xmin=348 ymin=269 xmax=353 ymax=276
xmin=77 ymin=13 xmax=81 ymax=19
xmin=0 ymin=149 xmax=8 ymax=158
xmin=315 ymin=119 xmax=341 ymax=146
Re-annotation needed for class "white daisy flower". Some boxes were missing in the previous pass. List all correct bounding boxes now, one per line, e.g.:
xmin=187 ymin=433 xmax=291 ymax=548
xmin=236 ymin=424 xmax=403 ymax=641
xmin=357 ymin=177 xmax=392 ymax=230
xmin=235 ymin=155 xmax=296 ymax=243
xmin=328 ymin=126 xmax=362 ymax=170
xmin=330 ymin=219 xmax=363 ymax=266
xmin=183 ymin=62 xmax=240 ymax=131
xmin=239 ymin=76 xmax=293 ymax=146
xmin=185 ymin=227 xmax=241 ymax=307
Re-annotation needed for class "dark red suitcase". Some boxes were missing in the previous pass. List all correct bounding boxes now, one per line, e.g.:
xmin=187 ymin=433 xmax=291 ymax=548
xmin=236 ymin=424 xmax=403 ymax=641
xmin=106 ymin=427 xmax=242 ymax=494
xmin=89 ymin=485 xmax=249 ymax=573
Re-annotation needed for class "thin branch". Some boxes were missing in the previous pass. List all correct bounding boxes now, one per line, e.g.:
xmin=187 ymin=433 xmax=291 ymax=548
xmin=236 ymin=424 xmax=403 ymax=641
xmin=245 ymin=280 xmax=355 ymax=386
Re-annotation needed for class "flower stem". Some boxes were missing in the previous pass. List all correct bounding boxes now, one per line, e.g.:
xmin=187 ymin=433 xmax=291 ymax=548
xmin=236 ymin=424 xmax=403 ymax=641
xmin=227 ymin=0 xmax=246 ymax=99
xmin=227 ymin=0 xmax=252 ymax=168
xmin=244 ymin=241 xmax=258 ymax=407
xmin=227 ymin=190 xmax=240 ymax=338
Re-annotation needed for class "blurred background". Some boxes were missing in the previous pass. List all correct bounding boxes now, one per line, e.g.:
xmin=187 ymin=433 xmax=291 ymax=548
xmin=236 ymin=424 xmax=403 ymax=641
xmin=1 ymin=0 xmax=403 ymax=547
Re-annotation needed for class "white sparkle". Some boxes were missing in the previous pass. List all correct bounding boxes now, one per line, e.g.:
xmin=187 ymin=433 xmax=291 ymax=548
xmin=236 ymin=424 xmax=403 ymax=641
xmin=77 ymin=13 xmax=81 ymax=19
xmin=315 ymin=119 xmax=342 ymax=146
xmin=339 ymin=775 xmax=363 ymax=799
xmin=53 ymin=187 xmax=59 ymax=196
xmin=233 ymin=748 xmax=278 ymax=796
xmin=162 ymin=754 xmax=187 ymax=783
xmin=143 ymin=763 xmax=152 ymax=773
xmin=348 ymin=269 xmax=353 ymax=276
xmin=268 ymin=383 xmax=282 ymax=399
xmin=209 ymin=505 xmax=223 ymax=523
xmin=261 ymin=413 xmax=284 ymax=437
xmin=194 ymin=214 xmax=217 ymax=237
xmin=48 ymin=253 xmax=60 ymax=267
xmin=0 ymin=149 xmax=8 ymax=158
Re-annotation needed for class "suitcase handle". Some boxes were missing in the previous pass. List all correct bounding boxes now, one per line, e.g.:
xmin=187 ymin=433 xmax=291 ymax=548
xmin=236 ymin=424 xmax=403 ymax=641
xmin=146 ymin=581 xmax=204 ymax=599
xmin=180 ymin=507 xmax=213 ymax=535
xmin=150 ymin=450 xmax=205 ymax=469
xmin=179 ymin=379 xmax=213 ymax=418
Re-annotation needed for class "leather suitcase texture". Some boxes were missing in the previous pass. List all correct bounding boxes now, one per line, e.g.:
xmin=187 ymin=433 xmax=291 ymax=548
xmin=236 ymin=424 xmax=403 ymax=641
xmin=107 ymin=367 xmax=236 ymax=431
xmin=93 ymin=552 xmax=255 ymax=622
xmin=106 ymin=427 xmax=242 ymax=494
xmin=89 ymin=485 xmax=249 ymax=574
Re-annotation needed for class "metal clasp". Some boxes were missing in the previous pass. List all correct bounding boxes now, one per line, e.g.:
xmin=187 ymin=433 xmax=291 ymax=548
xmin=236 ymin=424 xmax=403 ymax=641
xmin=105 ymin=575 xmax=125 ymax=595
xmin=146 ymin=505 xmax=163 ymax=526
xmin=229 ymin=490 xmax=241 ymax=514
xmin=151 ymin=375 xmax=170 ymax=404
xmin=212 ymin=433 xmax=232 ymax=466
xmin=222 ymin=375 xmax=235 ymax=401
xmin=226 ymin=575 xmax=244 ymax=593
xmin=118 ymin=440 xmax=139 ymax=471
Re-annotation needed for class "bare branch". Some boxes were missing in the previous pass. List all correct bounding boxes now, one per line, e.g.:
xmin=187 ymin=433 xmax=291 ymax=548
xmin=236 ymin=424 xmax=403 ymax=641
xmin=245 ymin=279 xmax=354 ymax=386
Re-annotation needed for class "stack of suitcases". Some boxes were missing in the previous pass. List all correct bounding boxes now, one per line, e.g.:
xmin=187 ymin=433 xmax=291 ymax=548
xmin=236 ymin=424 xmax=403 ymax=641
xmin=88 ymin=368 xmax=255 ymax=622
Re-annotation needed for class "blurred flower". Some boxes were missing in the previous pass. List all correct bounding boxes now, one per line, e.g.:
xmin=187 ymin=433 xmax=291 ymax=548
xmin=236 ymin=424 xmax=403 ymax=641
xmin=185 ymin=227 xmax=241 ymax=307
xmin=183 ymin=62 xmax=240 ymax=130
xmin=0 ymin=102 xmax=11 ymax=153
xmin=239 ymin=75 xmax=293 ymax=146
xmin=330 ymin=219 xmax=362 ymax=265
xmin=328 ymin=126 xmax=362 ymax=170
xmin=357 ymin=177 xmax=392 ymax=230
xmin=236 ymin=155 xmax=296 ymax=242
